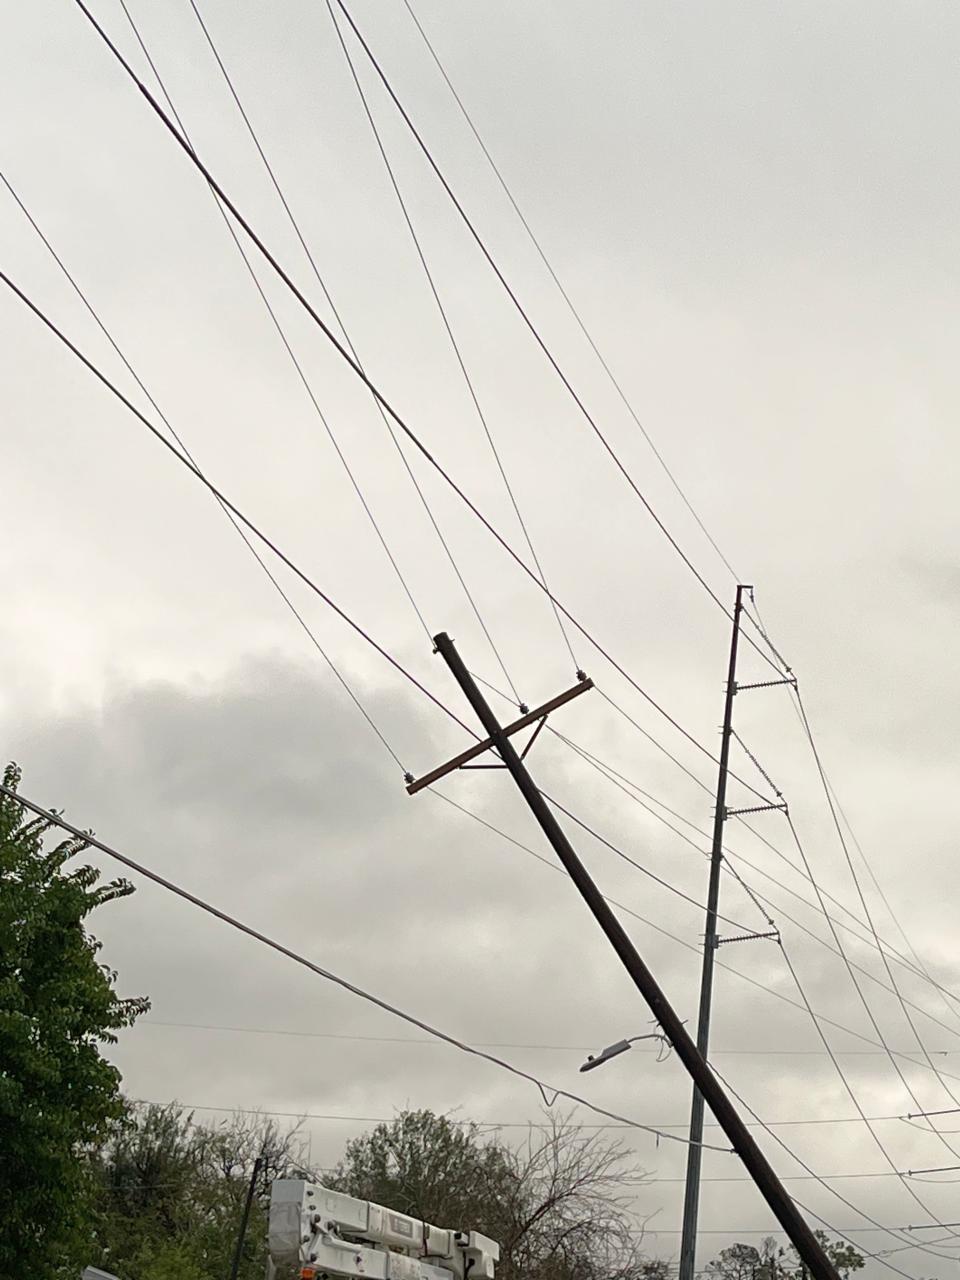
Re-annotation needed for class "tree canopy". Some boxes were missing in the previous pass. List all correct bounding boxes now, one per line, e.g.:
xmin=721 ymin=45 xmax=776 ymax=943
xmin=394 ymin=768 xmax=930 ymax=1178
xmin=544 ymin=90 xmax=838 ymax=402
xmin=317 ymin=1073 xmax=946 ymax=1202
xmin=0 ymin=763 xmax=148 ymax=1276
xmin=88 ymin=1102 xmax=311 ymax=1279
xmin=332 ymin=1108 xmax=654 ymax=1280
xmin=706 ymin=1231 xmax=865 ymax=1280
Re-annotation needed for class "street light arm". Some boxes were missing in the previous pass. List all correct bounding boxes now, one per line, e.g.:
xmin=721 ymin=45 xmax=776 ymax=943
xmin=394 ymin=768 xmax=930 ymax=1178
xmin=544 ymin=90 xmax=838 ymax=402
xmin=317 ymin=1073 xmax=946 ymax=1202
xmin=579 ymin=1032 xmax=663 ymax=1072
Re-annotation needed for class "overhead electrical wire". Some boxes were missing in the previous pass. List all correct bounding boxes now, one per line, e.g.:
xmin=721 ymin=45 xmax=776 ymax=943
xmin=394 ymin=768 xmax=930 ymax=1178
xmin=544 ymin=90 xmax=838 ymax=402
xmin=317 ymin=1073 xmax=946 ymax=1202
xmin=67 ymin=0 xmax=781 ymax=807
xmin=827 ymin=779 xmax=960 ymax=1028
xmin=320 ymin=0 xmax=783 ymax=675
xmin=1 ymin=223 xmax=940 ymax=1097
xmin=554 ymin=728 xmax=960 ymax=1090
xmin=21 ymin=11 xmax=953 ymax=1256
xmin=714 ymin=1067 xmax=954 ymax=1274
xmin=138 ymin=1018 xmax=958 ymax=1060
xmin=182 ymin=0 xmax=789 ymax=845
xmin=80 ymin=0 xmax=955 ymax=1046
xmin=431 ymin=787 xmax=960 ymax=1073
xmin=397 ymin=0 xmax=740 ymax=585
xmin=735 ymin=594 xmax=960 ymax=1027
xmin=738 ymin=600 xmax=960 ymax=1100
xmin=1 ymin=170 xmax=798 ymax=965
xmin=542 ymin=715 xmax=960 ymax=1043
xmin=12 ymin=766 xmax=944 ymax=1259
xmin=16 ymin=182 xmax=930 ymax=1215
xmin=318 ymin=0 xmax=578 ymax=671
xmin=7 ymin=184 xmax=907 ymax=1073
xmin=0 ymin=243 xmax=773 ymax=948
xmin=0 ymin=265 xmax=477 ymax=744
xmin=3 ymin=243 xmax=846 ymax=1092
xmin=143 ymin=0 xmax=525 ymax=706
xmin=0 ymin=781 xmax=728 ymax=1154
xmin=114 ymin=0 xmax=524 ymax=707
xmin=0 ymin=167 xmax=410 ymax=778
xmin=28 ymin=5 xmax=957 ymax=1233
xmin=776 ymin=935 xmax=960 ymax=1243
xmin=114 ymin=1096 xmax=960 ymax=1134
xmin=394 ymin=650 xmax=960 ymax=1030
xmin=9 ymin=242 xmax=955 ymax=1124
xmin=782 ymin=810 xmax=960 ymax=1153
xmin=791 ymin=688 xmax=960 ymax=1117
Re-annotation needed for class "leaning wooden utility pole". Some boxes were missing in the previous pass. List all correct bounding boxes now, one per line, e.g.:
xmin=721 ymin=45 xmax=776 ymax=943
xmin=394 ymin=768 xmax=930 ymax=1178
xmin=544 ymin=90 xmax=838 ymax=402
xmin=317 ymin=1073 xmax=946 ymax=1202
xmin=408 ymin=631 xmax=838 ymax=1280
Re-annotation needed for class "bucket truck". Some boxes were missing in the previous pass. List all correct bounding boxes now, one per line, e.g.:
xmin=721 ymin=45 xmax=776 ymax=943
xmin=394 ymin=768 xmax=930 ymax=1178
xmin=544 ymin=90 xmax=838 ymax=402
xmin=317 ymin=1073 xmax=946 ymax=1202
xmin=267 ymin=1180 xmax=499 ymax=1280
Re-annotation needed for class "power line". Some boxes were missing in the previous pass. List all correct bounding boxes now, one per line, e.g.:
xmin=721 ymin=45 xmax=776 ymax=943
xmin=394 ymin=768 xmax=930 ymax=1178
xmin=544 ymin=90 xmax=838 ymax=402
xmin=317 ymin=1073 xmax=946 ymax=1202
xmin=777 ymin=936 xmax=960 ymax=1244
xmin=0 ymin=782 xmax=728 ymax=1154
xmin=162 ymin=0 xmax=524 ymax=705
xmin=66 ymin=0 xmax=779 ymax=804
xmin=0 ymin=265 xmax=475 ymax=748
xmin=397 ymin=0 xmax=740 ymax=585
xmin=3 ymin=256 xmax=761 ymax=954
xmin=3 ymin=160 xmax=767 ymax=981
xmin=782 ymin=811 xmax=960 ymax=1149
xmin=430 ymin=787 xmax=960 ymax=1076
xmin=741 ymin=595 xmax=960 ymax=1025
xmin=828 ymin=777 xmax=960 ymax=1029
xmin=324 ymin=0 xmax=784 ymax=675
xmin=111 ymin=2 xmax=442 ymax=666
xmin=716 ymin=1069 xmax=959 ymax=1273
xmin=322 ymin=0 xmax=579 ymax=671
xmin=0 ymin=167 xmax=410 ymax=778
xmin=122 ymin=1098 xmax=948 ymax=1132
xmin=792 ymin=688 xmax=960 ymax=1127
xmin=12 ymin=183 xmax=959 ymax=1235
xmin=2 ymin=265 xmax=908 ymax=1080
xmin=546 ymin=714 xmax=960 ymax=1045
xmin=21 ymin=238 xmax=945 ymax=1222
xmin=137 ymin=1019 xmax=960 ymax=1058
xmin=1 ymin=211 xmax=789 ymax=964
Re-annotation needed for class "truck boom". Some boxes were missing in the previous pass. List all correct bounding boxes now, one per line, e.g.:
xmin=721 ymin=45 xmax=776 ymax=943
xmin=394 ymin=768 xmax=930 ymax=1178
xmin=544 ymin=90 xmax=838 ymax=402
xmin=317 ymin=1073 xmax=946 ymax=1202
xmin=268 ymin=1180 xmax=499 ymax=1280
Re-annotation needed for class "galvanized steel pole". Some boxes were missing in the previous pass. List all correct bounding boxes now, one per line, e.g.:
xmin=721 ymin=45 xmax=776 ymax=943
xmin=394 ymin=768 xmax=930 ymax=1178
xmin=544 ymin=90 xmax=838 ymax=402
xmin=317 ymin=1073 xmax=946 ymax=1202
xmin=678 ymin=585 xmax=745 ymax=1280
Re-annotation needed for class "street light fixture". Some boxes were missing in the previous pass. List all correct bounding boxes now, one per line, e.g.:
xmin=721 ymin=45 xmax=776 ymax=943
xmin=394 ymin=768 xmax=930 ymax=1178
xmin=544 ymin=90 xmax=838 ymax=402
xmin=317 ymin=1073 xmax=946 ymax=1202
xmin=579 ymin=1033 xmax=664 ymax=1072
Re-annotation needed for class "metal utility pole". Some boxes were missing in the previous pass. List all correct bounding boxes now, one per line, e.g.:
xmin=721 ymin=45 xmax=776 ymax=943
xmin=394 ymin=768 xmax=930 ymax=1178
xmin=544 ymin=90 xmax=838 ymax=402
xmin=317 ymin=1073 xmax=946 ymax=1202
xmin=410 ymin=632 xmax=838 ymax=1280
xmin=678 ymin=585 xmax=744 ymax=1280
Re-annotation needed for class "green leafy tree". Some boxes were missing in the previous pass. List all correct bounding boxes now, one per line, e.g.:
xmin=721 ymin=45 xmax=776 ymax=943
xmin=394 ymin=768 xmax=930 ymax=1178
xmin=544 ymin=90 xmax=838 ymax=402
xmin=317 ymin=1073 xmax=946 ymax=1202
xmin=707 ymin=1239 xmax=781 ymax=1280
xmin=707 ymin=1233 xmax=865 ymax=1280
xmin=781 ymin=1231 xmax=865 ymax=1280
xmin=89 ymin=1101 xmax=314 ymax=1279
xmin=332 ymin=1108 xmax=656 ymax=1280
xmin=0 ymin=763 xmax=149 ymax=1275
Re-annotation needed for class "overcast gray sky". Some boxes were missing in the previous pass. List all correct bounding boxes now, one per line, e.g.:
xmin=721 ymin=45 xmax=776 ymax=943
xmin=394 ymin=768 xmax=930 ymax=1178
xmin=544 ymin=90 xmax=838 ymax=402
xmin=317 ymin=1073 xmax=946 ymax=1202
xmin=3 ymin=1 xmax=960 ymax=1275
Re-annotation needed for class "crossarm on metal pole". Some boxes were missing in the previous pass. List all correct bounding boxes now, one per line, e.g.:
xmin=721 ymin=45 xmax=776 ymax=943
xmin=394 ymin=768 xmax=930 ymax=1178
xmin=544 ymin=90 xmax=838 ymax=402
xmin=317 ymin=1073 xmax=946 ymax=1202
xmin=428 ymin=631 xmax=838 ymax=1280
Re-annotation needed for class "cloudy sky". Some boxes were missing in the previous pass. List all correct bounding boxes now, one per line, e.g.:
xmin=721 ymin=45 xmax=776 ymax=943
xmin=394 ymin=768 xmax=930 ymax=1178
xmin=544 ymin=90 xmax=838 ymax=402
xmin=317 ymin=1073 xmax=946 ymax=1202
xmin=3 ymin=1 xmax=960 ymax=1275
